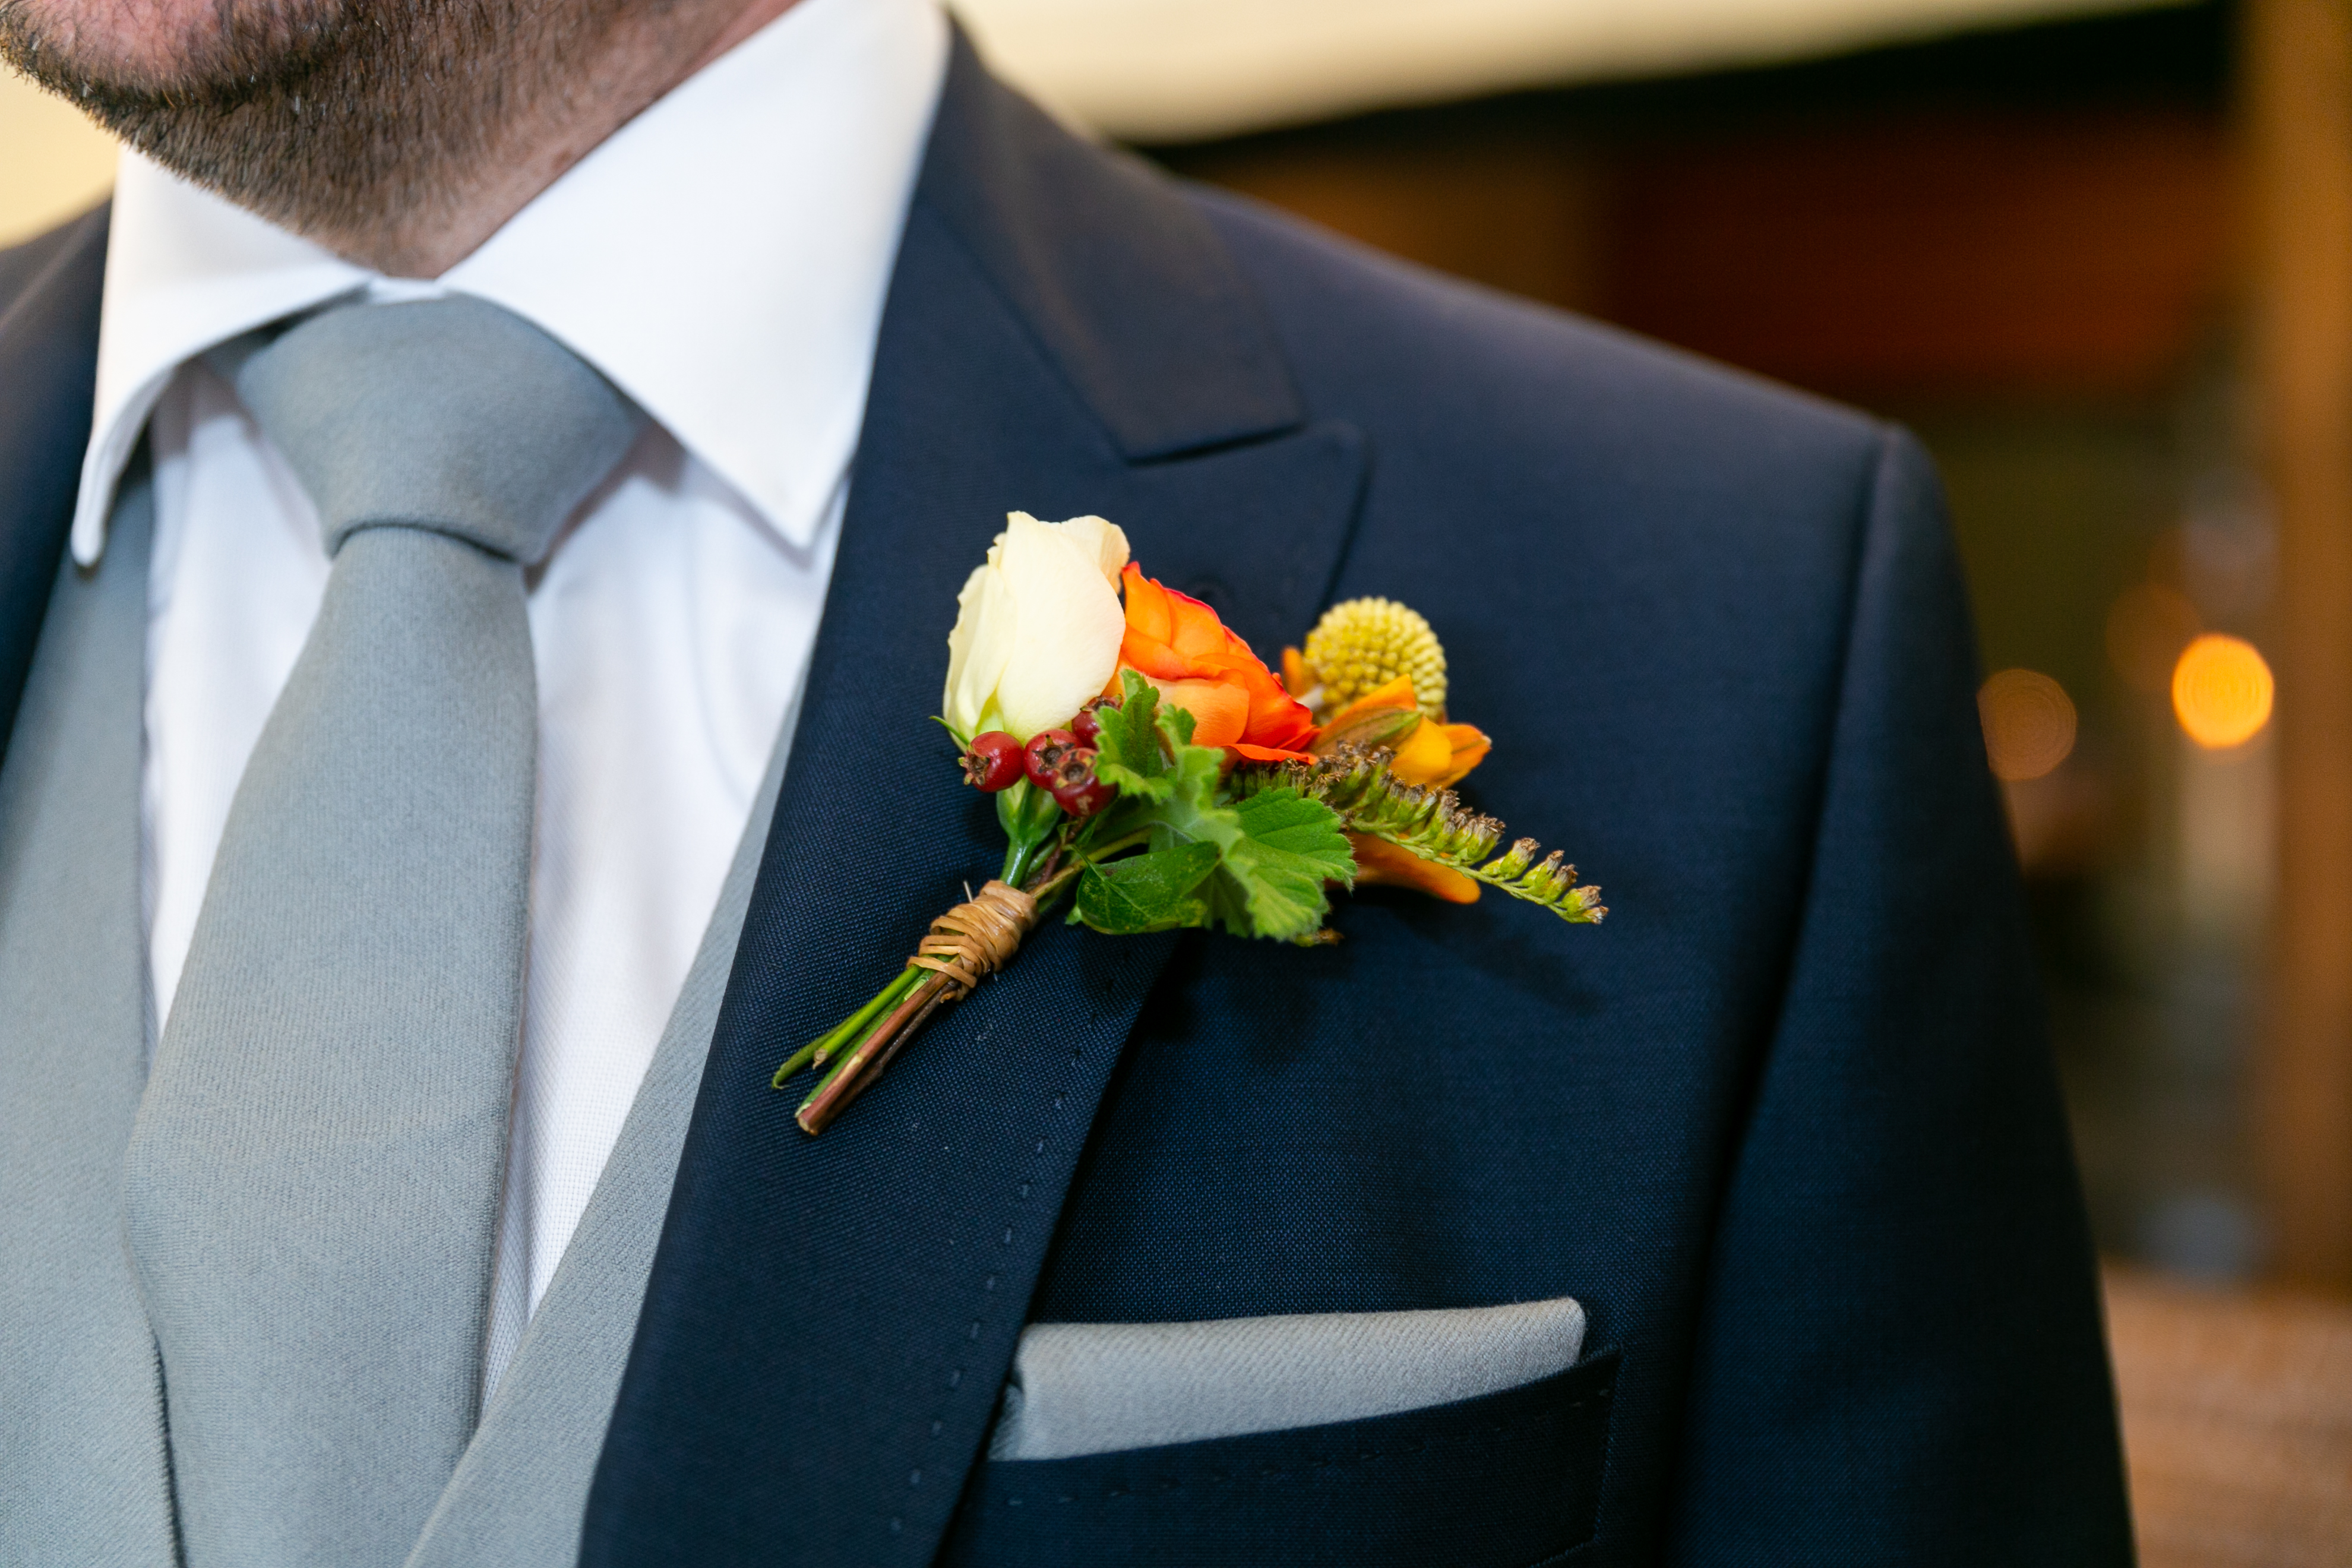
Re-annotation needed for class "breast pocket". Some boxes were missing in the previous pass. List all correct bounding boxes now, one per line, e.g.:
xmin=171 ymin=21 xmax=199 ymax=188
xmin=938 ymin=1298 xmax=1615 ymax=1568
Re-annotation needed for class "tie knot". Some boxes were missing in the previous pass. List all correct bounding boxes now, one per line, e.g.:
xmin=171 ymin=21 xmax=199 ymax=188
xmin=233 ymin=297 xmax=645 ymax=566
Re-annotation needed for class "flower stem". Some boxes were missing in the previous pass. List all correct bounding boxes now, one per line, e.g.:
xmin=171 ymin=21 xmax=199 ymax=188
xmin=998 ymin=779 xmax=1064 ymax=885
xmin=777 ymin=841 xmax=1086 ymax=1134
xmin=769 ymin=968 xmax=920 ymax=1088
xmin=817 ymin=969 xmax=922 ymax=1066
xmin=1023 ymin=858 xmax=1082 ymax=905
xmin=1002 ymin=838 xmax=1045 ymax=889
xmin=811 ymin=978 xmax=962 ymax=1130
xmin=797 ymin=971 xmax=950 ymax=1133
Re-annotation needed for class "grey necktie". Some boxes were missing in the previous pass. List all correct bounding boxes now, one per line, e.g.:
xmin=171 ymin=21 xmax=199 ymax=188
xmin=121 ymin=296 xmax=643 ymax=1568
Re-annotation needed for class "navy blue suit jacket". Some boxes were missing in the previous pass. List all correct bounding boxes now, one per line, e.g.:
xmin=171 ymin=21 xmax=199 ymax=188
xmin=0 ymin=39 xmax=2130 ymax=1567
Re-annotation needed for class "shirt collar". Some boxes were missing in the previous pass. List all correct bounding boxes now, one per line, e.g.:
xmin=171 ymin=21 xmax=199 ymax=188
xmin=77 ymin=0 xmax=948 ymax=566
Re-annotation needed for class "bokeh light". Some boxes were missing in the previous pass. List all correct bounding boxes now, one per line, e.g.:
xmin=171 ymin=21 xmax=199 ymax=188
xmin=1978 ymin=668 xmax=2079 ymax=781
xmin=2171 ymin=634 xmax=2274 ymax=750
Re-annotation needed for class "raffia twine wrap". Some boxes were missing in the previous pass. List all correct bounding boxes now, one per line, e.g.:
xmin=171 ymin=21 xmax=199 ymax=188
xmin=906 ymin=880 xmax=1038 ymax=998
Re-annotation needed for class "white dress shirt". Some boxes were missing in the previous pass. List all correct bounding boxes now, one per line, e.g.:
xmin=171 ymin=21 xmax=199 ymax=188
xmin=78 ymin=0 xmax=949 ymax=1395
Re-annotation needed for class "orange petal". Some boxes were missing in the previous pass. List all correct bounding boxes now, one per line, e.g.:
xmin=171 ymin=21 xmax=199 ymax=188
xmin=1428 ymin=723 xmax=1491 ymax=788
xmin=1310 ymin=704 xmax=1420 ymax=756
xmin=1349 ymin=834 xmax=1480 ymax=903
xmin=1116 ymin=631 xmax=1192 ymax=682
xmin=1120 ymin=563 xmax=1174 ymax=644
xmin=1242 ymin=678 xmax=1318 ymax=752
xmin=1161 ymin=586 xmax=1232 ymax=660
xmin=1181 ymin=646 xmax=1257 ymax=685
xmin=1152 ymin=677 xmax=1248 ymax=748
xmin=1387 ymin=715 xmax=1458 ymax=785
xmin=1323 ymin=675 xmax=1419 ymax=734
xmin=1282 ymin=647 xmax=1313 ymax=697
xmin=1250 ymin=714 xmax=1319 ymax=754
xmin=1231 ymin=742 xmax=1315 ymax=763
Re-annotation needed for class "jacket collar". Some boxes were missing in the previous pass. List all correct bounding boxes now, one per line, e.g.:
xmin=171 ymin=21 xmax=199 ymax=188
xmin=580 ymin=34 xmax=1365 ymax=1568
xmin=0 ymin=206 xmax=108 ymax=776
xmin=908 ymin=43 xmax=1303 ymax=463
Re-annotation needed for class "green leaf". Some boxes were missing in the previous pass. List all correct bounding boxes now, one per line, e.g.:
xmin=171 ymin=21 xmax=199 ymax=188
xmin=1075 ymin=841 xmax=1221 ymax=934
xmin=1092 ymin=671 xmax=1174 ymax=801
xmin=1232 ymin=787 xmax=1357 ymax=887
xmin=1138 ymin=734 xmax=1231 ymax=845
xmin=1081 ymin=672 xmax=1354 ymax=942
xmin=1203 ymin=785 xmax=1354 ymax=941
xmin=1137 ymin=751 xmax=1347 ymax=943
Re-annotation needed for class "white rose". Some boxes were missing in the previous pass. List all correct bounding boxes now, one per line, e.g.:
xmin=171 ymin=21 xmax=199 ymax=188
xmin=943 ymin=512 xmax=1131 ymax=741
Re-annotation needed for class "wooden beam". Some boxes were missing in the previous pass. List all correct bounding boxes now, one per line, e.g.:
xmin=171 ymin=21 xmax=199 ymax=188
xmin=2253 ymin=0 xmax=2352 ymax=1294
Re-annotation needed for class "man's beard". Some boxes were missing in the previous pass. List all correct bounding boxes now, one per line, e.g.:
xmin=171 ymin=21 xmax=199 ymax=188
xmin=0 ymin=0 xmax=622 ymax=252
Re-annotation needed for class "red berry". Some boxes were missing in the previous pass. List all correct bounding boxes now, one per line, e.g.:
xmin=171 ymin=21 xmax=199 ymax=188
xmin=960 ymin=731 xmax=1024 ymax=792
xmin=1071 ymin=701 xmax=1109 ymax=748
xmin=1023 ymin=729 xmax=1080 ymax=790
xmin=1049 ymin=747 xmax=1115 ymax=817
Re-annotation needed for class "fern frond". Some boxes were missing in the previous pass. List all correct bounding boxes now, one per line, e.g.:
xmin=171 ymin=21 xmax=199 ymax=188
xmin=1232 ymin=745 xmax=1605 ymax=923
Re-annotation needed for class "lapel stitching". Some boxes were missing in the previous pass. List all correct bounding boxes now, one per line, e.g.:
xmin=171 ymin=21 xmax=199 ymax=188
xmin=890 ymin=929 xmax=1174 ymax=1537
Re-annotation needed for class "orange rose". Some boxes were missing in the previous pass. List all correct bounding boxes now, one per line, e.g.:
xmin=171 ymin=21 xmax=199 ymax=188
xmin=1111 ymin=564 xmax=1317 ymax=760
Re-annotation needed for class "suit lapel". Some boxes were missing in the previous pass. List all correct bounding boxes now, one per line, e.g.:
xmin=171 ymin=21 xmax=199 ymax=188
xmin=581 ymin=39 xmax=1365 ymax=1568
xmin=0 ymin=207 xmax=108 ymax=772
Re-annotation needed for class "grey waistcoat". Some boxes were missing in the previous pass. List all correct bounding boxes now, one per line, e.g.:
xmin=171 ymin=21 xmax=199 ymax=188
xmin=0 ymin=469 xmax=786 ymax=1567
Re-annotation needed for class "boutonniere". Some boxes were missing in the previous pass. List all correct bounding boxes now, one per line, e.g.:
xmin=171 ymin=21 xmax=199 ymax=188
xmin=776 ymin=512 xmax=1605 ymax=1133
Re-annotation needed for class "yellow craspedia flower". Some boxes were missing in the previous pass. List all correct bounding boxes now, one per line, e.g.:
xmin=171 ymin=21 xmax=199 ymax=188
xmin=1302 ymin=598 xmax=1447 ymax=717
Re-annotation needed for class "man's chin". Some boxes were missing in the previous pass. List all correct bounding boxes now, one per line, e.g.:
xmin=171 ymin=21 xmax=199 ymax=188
xmin=0 ymin=0 xmax=495 ymax=251
xmin=4 ymin=0 xmax=665 ymax=271
xmin=0 ymin=0 xmax=339 ymax=103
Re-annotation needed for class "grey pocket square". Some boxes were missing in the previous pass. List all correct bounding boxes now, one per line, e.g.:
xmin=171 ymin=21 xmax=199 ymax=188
xmin=988 ymin=1295 xmax=1587 ymax=1461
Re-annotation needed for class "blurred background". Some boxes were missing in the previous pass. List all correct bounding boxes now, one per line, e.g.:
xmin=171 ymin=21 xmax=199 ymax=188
xmin=7 ymin=0 xmax=2351 ymax=1557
